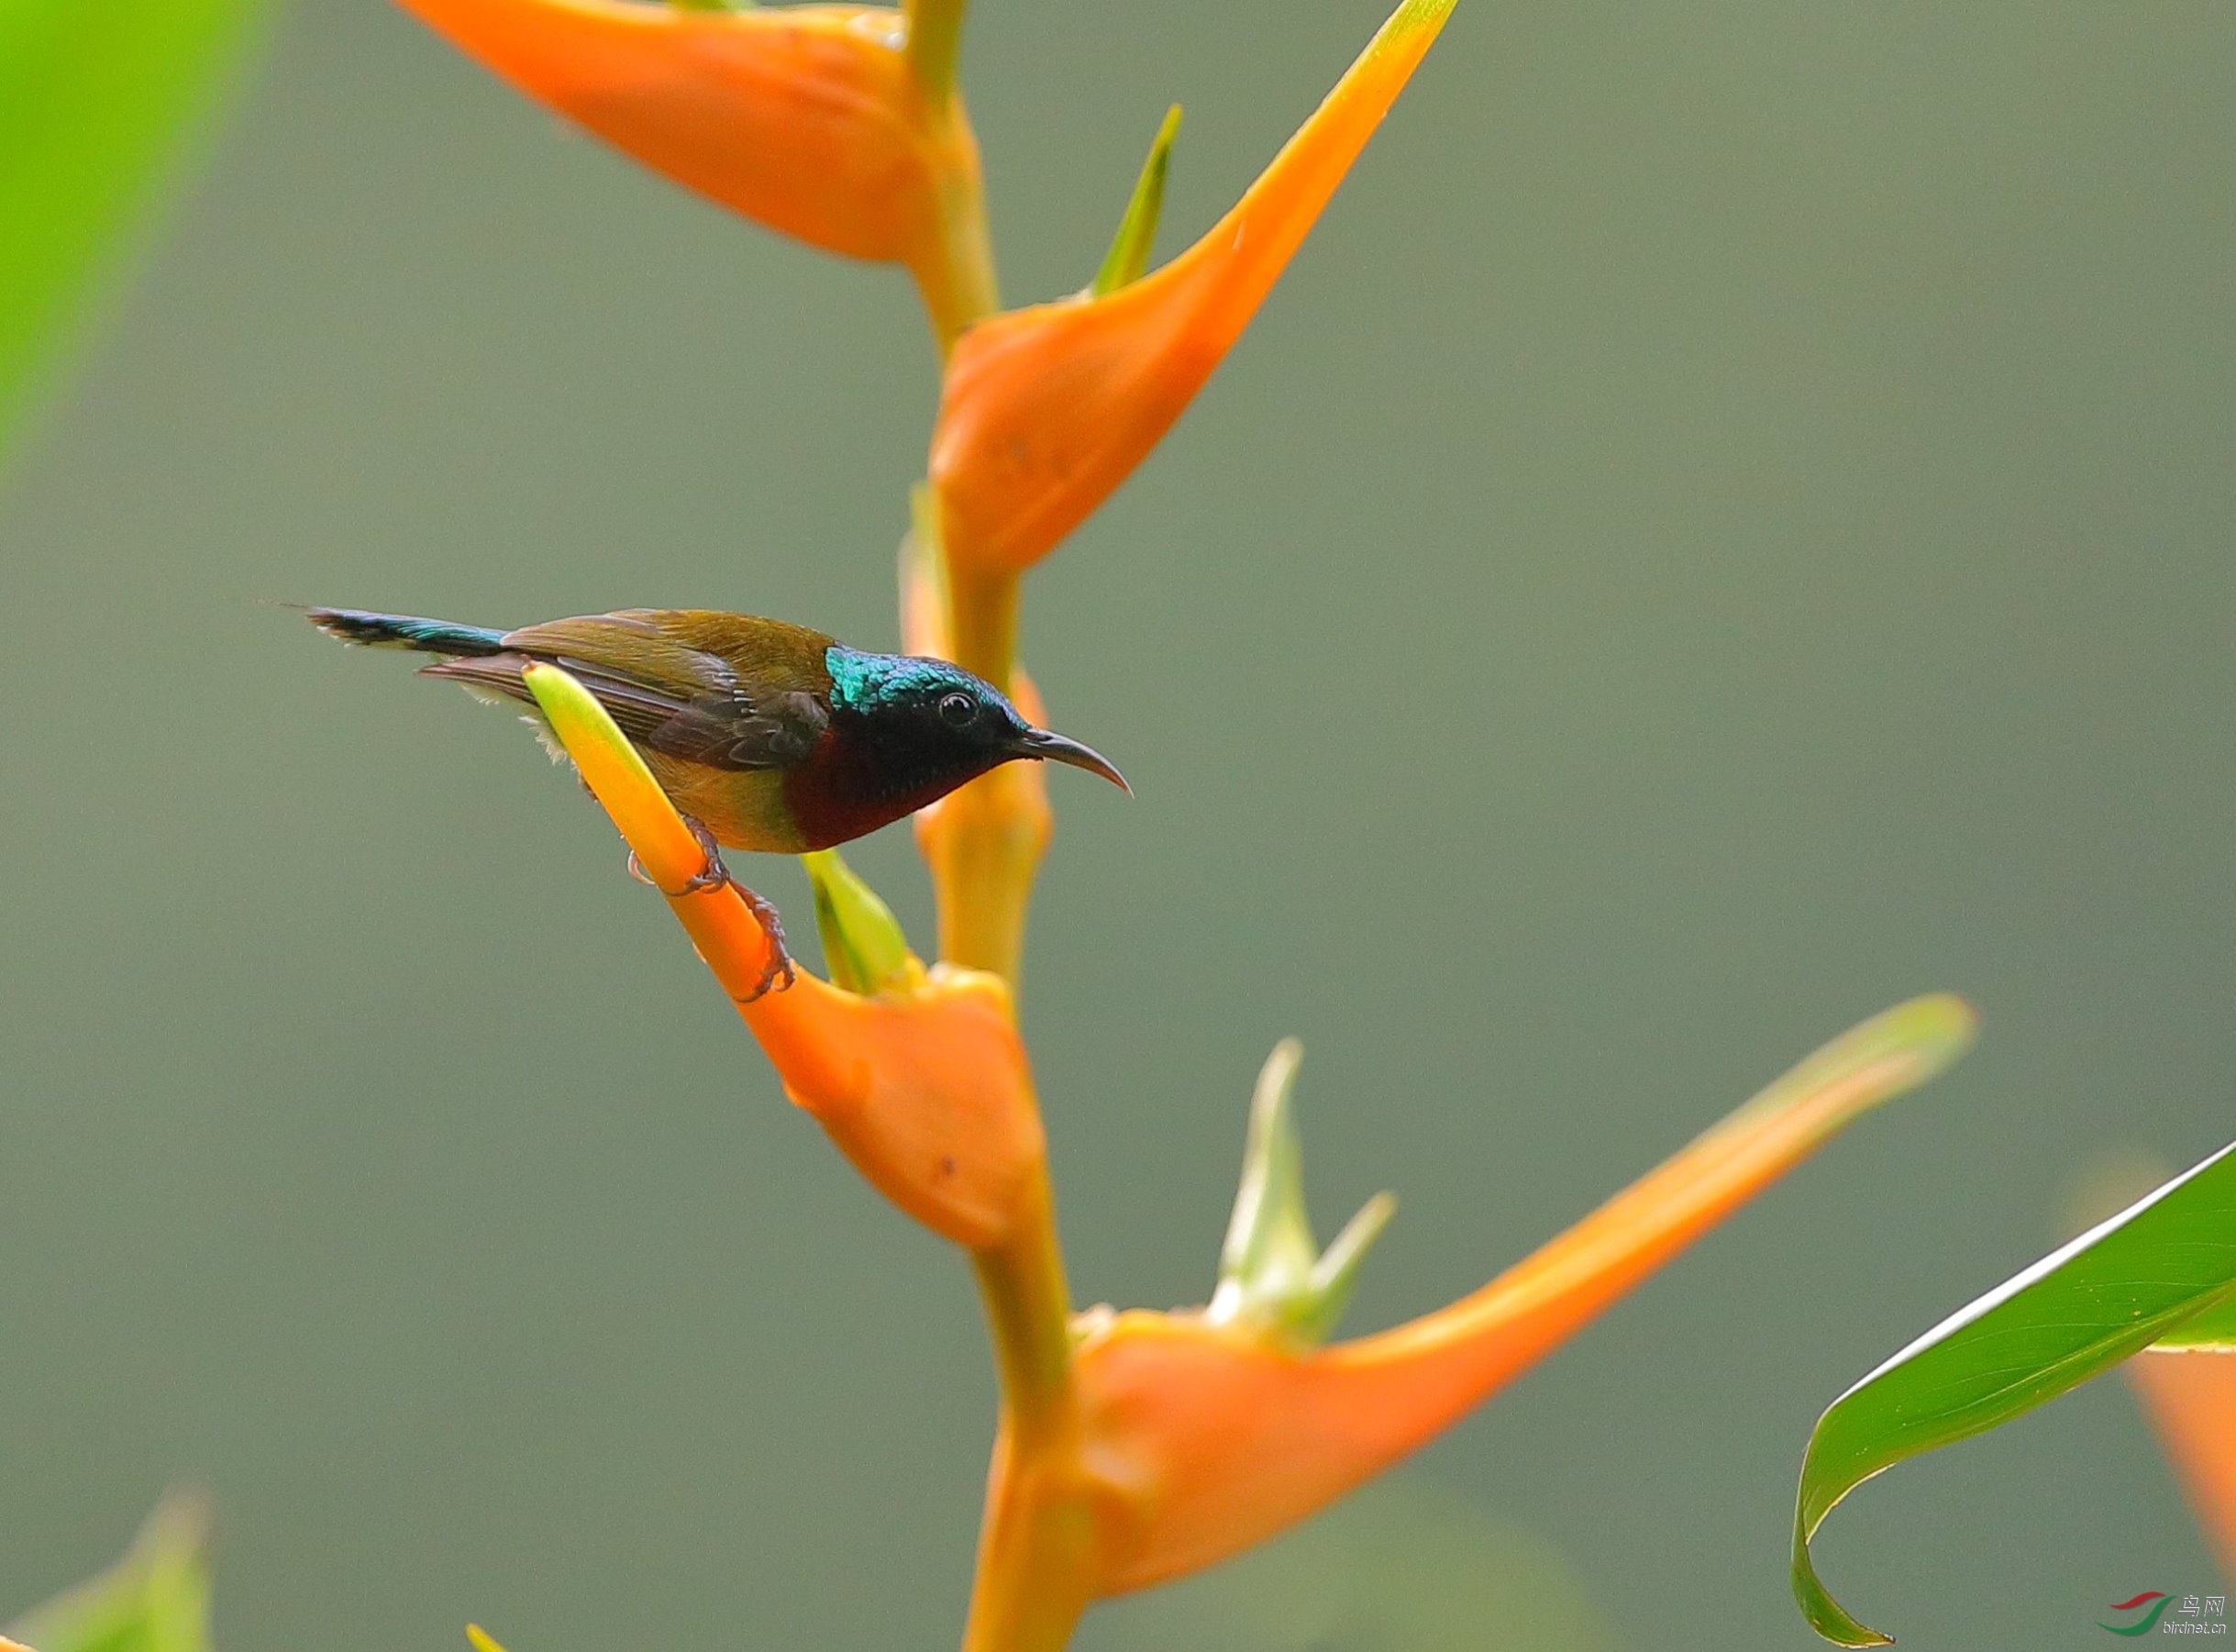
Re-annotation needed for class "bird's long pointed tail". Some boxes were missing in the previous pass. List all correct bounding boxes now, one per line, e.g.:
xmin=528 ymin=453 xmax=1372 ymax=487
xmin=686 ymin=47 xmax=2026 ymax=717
xmin=306 ymin=607 xmax=509 ymax=656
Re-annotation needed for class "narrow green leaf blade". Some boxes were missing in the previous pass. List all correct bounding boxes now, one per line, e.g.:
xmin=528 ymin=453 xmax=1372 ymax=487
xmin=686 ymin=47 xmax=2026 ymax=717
xmin=0 ymin=0 xmax=266 ymax=455
xmin=1090 ymin=105 xmax=1182 ymax=297
xmin=1793 ymin=1141 xmax=2236 ymax=1646
xmin=7 ymin=1494 xmax=212 ymax=1652
xmin=2153 ymin=1291 xmax=2236 ymax=1351
xmin=1298 ymin=1188 xmax=1397 ymax=1344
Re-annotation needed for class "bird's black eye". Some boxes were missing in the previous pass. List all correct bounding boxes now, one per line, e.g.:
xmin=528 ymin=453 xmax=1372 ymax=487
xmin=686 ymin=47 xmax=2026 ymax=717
xmin=937 ymin=691 xmax=978 ymax=726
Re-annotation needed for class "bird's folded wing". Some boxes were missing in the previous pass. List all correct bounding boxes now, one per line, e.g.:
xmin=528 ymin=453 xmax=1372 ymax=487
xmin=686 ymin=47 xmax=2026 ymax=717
xmin=424 ymin=649 xmax=828 ymax=772
xmin=501 ymin=613 xmax=736 ymax=696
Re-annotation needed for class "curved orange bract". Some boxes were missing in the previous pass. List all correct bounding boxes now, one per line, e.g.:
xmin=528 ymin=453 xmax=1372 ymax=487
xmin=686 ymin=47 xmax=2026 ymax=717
xmin=748 ymin=966 xmax=1043 ymax=1249
xmin=398 ymin=0 xmax=973 ymax=269
xmin=524 ymin=662 xmax=1043 ymax=1250
xmin=929 ymin=0 xmax=1455 ymax=575
xmin=1073 ymin=996 xmax=1976 ymax=1592
xmin=2128 ymin=1351 xmax=2236 ymax=1579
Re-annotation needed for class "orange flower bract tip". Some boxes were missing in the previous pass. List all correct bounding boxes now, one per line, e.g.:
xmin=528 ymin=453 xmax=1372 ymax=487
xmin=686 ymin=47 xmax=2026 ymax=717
xmin=929 ymin=0 xmax=1455 ymax=576
xmin=525 ymin=663 xmax=1046 ymax=1249
xmin=2128 ymin=1350 xmax=2236 ymax=1579
xmin=1072 ymin=995 xmax=1976 ymax=1594
xmin=397 ymin=0 xmax=984 ymax=299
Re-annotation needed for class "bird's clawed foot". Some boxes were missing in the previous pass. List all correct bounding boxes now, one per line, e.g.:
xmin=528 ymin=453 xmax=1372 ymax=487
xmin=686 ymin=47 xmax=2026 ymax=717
xmin=620 ymin=815 xmax=794 ymax=1000
xmin=627 ymin=815 xmax=730 ymax=896
xmin=736 ymin=885 xmax=798 ymax=1003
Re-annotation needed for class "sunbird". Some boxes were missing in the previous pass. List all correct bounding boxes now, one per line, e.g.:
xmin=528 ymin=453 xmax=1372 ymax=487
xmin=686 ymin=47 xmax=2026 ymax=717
xmin=309 ymin=605 xmax=1128 ymax=994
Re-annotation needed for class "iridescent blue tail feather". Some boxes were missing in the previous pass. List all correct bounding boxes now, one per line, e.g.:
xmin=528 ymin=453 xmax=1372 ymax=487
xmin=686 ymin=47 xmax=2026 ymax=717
xmin=306 ymin=607 xmax=507 ymax=657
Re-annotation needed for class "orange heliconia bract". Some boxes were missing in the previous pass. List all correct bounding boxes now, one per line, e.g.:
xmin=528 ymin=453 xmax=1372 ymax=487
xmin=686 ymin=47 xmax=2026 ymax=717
xmin=928 ymin=0 xmax=1455 ymax=576
xmin=523 ymin=663 xmax=1045 ymax=1250
xmin=1069 ymin=995 xmax=1976 ymax=1593
xmin=751 ymin=966 xmax=1044 ymax=1250
xmin=2128 ymin=1351 xmax=2236 ymax=1580
xmin=397 ymin=0 xmax=978 ymax=274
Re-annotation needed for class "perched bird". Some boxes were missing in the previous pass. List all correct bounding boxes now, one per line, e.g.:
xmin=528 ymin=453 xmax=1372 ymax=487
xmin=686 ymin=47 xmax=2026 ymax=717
xmin=308 ymin=605 xmax=1128 ymax=994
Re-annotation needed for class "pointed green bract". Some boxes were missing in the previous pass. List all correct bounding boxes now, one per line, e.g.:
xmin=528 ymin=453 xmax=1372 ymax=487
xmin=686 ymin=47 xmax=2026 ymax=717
xmin=1215 ymin=1039 xmax=1318 ymax=1303
xmin=802 ymin=848 xmax=921 ymax=995
xmin=7 ymin=1494 xmax=212 ymax=1652
xmin=1301 ymin=1188 xmax=1397 ymax=1345
xmin=1207 ymin=1039 xmax=1395 ymax=1346
xmin=0 ymin=0 xmax=266 ymax=466
xmin=1792 ymin=1139 xmax=2236 ymax=1646
xmin=1091 ymin=105 xmax=1182 ymax=297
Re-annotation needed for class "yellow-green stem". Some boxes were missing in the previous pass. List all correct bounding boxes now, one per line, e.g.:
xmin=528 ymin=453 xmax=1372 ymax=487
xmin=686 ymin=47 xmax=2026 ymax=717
xmin=916 ymin=116 xmax=1035 ymax=986
xmin=971 ymin=1171 xmax=1075 ymax=1431
xmin=947 ymin=561 xmax=1020 ymax=693
xmin=960 ymin=1432 xmax=1098 ymax=1652
xmin=963 ymin=1174 xmax=1095 ymax=1652
xmin=915 ymin=99 xmax=999 ymax=359
xmin=903 ymin=38 xmax=1090 ymax=1649
xmin=904 ymin=0 xmax=969 ymax=110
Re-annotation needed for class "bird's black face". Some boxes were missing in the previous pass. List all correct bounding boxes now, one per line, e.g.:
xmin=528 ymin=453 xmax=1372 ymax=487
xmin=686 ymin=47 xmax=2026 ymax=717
xmin=823 ymin=648 xmax=1129 ymax=803
xmin=880 ymin=671 xmax=1038 ymax=775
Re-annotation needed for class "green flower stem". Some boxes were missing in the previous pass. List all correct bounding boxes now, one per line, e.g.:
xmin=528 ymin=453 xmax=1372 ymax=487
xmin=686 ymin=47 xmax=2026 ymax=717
xmin=904 ymin=0 xmax=969 ymax=108
xmin=891 ymin=16 xmax=1093 ymax=1647
xmin=914 ymin=106 xmax=1000 ymax=357
xmin=962 ymin=1174 xmax=1096 ymax=1652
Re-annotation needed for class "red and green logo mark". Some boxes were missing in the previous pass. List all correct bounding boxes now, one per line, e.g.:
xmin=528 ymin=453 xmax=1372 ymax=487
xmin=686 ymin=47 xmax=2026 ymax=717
xmin=2102 ymin=1592 xmax=2174 ymax=1635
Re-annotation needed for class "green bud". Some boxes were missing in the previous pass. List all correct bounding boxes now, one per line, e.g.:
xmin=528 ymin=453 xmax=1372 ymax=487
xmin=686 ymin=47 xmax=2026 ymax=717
xmin=1206 ymin=1038 xmax=1395 ymax=1347
xmin=801 ymin=849 xmax=921 ymax=995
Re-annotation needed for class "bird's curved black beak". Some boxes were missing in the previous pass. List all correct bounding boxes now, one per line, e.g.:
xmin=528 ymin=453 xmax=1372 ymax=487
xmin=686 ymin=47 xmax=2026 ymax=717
xmin=1015 ymin=726 xmax=1132 ymax=794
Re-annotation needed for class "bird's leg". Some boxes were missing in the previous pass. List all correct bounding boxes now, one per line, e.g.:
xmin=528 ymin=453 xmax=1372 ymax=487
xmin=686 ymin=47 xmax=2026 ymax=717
xmin=626 ymin=814 xmax=730 ymax=896
xmin=736 ymin=885 xmax=798 ymax=1003
xmin=621 ymin=816 xmax=794 ymax=1000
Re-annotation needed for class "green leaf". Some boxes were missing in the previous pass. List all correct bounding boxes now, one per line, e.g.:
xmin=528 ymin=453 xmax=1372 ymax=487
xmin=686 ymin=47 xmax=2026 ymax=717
xmin=7 ymin=1493 xmax=213 ymax=1652
xmin=1792 ymin=1140 xmax=2236 ymax=1646
xmin=1091 ymin=105 xmax=1182 ymax=297
xmin=2153 ymin=1290 xmax=2236 ymax=1351
xmin=0 ymin=0 xmax=267 ymax=459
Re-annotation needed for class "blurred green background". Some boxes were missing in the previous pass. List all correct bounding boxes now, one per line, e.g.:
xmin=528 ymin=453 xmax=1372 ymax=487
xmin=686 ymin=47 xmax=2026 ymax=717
xmin=4 ymin=1 xmax=2233 ymax=1647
